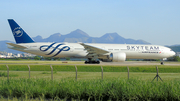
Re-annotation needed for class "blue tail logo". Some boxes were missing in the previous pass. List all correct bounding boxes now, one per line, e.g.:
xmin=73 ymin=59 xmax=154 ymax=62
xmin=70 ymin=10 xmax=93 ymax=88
xmin=8 ymin=19 xmax=35 ymax=44
xmin=40 ymin=43 xmax=70 ymax=57
xmin=13 ymin=27 xmax=23 ymax=37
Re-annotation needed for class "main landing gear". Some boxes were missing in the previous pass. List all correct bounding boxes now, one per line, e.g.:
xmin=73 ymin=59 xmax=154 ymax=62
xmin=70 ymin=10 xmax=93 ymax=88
xmin=84 ymin=58 xmax=100 ymax=64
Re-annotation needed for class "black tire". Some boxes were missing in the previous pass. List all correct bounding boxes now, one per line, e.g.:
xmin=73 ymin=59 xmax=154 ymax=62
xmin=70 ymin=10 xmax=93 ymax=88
xmin=85 ymin=61 xmax=88 ymax=64
xmin=96 ymin=61 xmax=100 ymax=64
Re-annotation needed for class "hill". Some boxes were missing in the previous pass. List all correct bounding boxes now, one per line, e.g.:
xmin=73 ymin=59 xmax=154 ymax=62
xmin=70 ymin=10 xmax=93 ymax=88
xmin=168 ymin=46 xmax=180 ymax=52
xmin=33 ymin=29 xmax=150 ymax=44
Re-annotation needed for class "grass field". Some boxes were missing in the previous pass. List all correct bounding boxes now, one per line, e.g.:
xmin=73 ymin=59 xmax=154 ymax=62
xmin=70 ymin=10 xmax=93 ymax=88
xmin=0 ymin=78 xmax=180 ymax=101
xmin=0 ymin=60 xmax=180 ymax=100
xmin=1 ymin=64 xmax=180 ymax=72
xmin=0 ymin=61 xmax=180 ymax=81
xmin=0 ymin=71 xmax=180 ymax=81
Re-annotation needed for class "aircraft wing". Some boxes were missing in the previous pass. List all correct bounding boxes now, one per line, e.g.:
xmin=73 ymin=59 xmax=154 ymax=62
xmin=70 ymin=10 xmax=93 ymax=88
xmin=6 ymin=43 xmax=27 ymax=49
xmin=80 ymin=43 xmax=109 ymax=57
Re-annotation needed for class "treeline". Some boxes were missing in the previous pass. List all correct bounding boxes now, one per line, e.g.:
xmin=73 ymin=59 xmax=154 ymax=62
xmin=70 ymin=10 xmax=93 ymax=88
xmin=167 ymin=56 xmax=180 ymax=61
xmin=128 ymin=56 xmax=180 ymax=62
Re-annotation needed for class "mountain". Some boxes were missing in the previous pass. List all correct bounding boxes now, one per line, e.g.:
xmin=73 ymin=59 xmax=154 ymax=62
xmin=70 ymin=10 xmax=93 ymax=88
xmin=1 ymin=29 xmax=152 ymax=53
xmin=168 ymin=46 xmax=180 ymax=53
xmin=33 ymin=35 xmax=43 ymax=42
xmin=65 ymin=29 xmax=89 ymax=38
xmin=45 ymin=33 xmax=62 ymax=42
xmin=0 ymin=40 xmax=22 ymax=53
xmin=33 ymin=29 xmax=150 ymax=44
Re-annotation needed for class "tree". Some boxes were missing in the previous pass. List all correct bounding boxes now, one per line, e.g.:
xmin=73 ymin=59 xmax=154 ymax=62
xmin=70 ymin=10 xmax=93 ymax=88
xmin=53 ymin=57 xmax=61 ymax=61
xmin=44 ymin=57 xmax=52 ymax=60
xmin=168 ymin=56 xmax=180 ymax=61
xmin=34 ymin=56 xmax=41 ymax=60
xmin=66 ymin=57 xmax=70 ymax=61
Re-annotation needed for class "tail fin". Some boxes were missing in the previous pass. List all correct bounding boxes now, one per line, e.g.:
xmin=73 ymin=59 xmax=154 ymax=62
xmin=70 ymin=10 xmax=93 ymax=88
xmin=8 ymin=19 xmax=35 ymax=44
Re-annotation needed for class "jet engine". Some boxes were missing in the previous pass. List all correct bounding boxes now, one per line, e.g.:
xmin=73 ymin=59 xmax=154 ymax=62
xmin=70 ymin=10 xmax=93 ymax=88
xmin=108 ymin=52 xmax=126 ymax=62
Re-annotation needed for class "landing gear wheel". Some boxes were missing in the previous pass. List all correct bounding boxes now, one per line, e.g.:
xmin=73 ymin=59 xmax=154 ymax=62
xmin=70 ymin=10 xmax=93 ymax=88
xmin=84 ymin=60 xmax=100 ymax=64
xmin=85 ymin=61 xmax=88 ymax=64
xmin=96 ymin=61 xmax=100 ymax=64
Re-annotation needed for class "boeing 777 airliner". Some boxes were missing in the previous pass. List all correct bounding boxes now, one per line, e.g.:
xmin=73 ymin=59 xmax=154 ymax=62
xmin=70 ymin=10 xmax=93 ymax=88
xmin=7 ymin=19 xmax=176 ymax=64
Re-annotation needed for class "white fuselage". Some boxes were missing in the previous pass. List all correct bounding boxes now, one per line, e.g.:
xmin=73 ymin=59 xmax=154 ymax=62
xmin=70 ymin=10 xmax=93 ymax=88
xmin=8 ymin=42 xmax=175 ymax=60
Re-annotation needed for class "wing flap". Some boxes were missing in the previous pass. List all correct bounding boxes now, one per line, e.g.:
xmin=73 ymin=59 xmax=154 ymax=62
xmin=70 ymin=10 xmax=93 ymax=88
xmin=80 ymin=43 xmax=109 ymax=56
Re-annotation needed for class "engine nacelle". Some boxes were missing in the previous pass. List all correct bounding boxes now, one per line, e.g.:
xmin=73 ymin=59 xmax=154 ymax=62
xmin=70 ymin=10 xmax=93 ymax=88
xmin=109 ymin=52 xmax=126 ymax=62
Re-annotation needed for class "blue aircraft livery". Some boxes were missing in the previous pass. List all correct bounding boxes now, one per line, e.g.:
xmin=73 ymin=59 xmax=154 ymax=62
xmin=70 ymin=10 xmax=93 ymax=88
xmin=40 ymin=42 xmax=70 ymax=57
xmin=8 ymin=19 xmax=34 ymax=43
xmin=13 ymin=27 xmax=23 ymax=37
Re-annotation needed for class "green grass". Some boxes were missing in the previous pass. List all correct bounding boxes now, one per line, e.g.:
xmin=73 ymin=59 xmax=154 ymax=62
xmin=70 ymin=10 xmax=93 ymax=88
xmin=0 ymin=72 xmax=18 ymax=77
xmin=42 ymin=71 xmax=57 ymax=74
xmin=0 ymin=61 xmax=180 ymax=100
xmin=1 ymin=65 xmax=180 ymax=73
xmin=0 ymin=71 xmax=179 ymax=81
xmin=0 ymin=78 xmax=180 ymax=100
xmin=0 ymin=64 xmax=179 ymax=100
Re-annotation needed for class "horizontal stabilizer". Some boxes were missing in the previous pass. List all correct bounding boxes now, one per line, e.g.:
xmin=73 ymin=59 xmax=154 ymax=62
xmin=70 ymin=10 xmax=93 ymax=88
xmin=6 ymin=43 xmax=27 ymax=49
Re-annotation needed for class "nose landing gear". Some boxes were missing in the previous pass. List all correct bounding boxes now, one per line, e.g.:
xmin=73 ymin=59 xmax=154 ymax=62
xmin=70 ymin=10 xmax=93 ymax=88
xmin=160 ymin=61 xmax=164 ymax=65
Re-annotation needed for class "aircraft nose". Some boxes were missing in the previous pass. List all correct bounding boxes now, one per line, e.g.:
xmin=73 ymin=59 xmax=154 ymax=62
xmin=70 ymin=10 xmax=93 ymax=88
xmin=172 ymin=51 xmax=176 ymax=56
xmin=167 ymin=50 xmax=176 ymax=57
xmin=169 ymin=50 xmax=176 ymax=57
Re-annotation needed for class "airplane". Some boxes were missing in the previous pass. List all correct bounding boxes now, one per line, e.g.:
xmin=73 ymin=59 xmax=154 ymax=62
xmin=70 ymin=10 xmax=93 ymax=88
xmin=7 ymin=19 xmax=176 ymax=64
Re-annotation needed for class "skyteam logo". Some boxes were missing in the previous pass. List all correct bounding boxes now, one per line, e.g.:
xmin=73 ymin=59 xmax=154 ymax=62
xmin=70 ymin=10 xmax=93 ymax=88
xmin=40 ymin=42 xmax=70 ymax=57
xmin=13 ymin=27 xmax=23 ymax=37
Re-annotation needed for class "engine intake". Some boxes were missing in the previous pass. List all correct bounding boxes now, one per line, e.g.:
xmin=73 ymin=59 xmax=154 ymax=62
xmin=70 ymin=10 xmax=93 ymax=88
xmin=109 ymin=52 xmax=126 ymax=62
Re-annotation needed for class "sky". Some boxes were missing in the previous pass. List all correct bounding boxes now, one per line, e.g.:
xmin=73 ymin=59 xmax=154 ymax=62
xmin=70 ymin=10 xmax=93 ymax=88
xmin=0 ymin=0 xmax=180 ymax=46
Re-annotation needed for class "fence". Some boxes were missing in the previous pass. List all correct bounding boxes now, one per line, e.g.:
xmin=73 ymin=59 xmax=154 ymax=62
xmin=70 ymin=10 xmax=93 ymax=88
xmin=4 ymin=65 xmax=162 ymax=81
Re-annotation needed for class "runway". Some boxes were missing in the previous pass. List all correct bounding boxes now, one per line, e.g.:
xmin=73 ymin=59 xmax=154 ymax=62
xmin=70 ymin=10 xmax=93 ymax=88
xmin=85 ymin=61 xmax=180 ymax=66
xmin=60 ymin=61 xmax=180 ymax=66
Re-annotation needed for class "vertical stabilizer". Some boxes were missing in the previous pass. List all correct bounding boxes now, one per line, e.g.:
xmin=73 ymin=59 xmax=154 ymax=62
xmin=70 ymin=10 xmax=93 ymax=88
xmin=8 ymin=19 xmax=35 ymax=44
